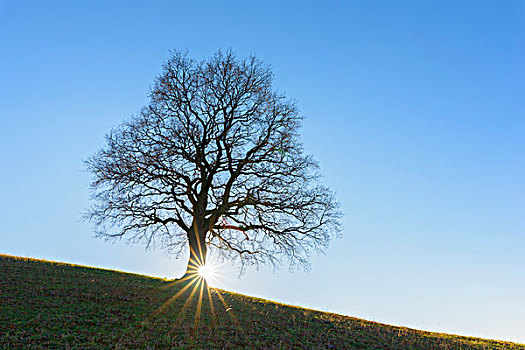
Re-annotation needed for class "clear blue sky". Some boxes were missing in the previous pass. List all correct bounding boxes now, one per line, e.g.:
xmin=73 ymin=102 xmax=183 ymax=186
xmin=1 ymin=0 xmax=524 ymax=343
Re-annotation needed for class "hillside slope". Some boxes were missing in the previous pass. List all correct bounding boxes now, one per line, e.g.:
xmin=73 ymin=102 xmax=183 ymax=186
xmin=1 ymin=254 xmax=523 ymax=349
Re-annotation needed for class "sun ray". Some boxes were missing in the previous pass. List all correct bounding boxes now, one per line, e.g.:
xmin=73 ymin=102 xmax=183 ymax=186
xmin=146 ymin=253 xmax=229 ymax=340
xmin=146 ymin=276 xmax=200 ymax=322
xmin=214 ymin=288 xmax=242 ymax=330
xmin=205 ymin=284 xmax=217 ymax=326
xmin=187 ymin=247 xmax=202 ymax=274
xmin=193 ymin=277 xmax=205 ymax=337
xmin=192 ymin=221 xmax=205 ymax=268
xmin=174 ymin=276 xmax=203 ymax=326
xmin=156 ymin=273 xmax=196 ymax=292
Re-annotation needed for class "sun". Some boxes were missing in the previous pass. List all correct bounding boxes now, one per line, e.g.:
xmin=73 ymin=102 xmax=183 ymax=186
xmin=197 ymin=264 xmax=215 ymax=282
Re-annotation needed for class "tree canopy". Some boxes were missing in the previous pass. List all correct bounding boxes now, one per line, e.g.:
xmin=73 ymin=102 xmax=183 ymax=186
xmin=85 ymin=50 xmax=342 ymax=275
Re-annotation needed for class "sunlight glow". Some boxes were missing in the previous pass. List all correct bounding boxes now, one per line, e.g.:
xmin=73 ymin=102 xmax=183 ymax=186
xmin=198 ymin=264 xmax=215 ymax=282
xmin=144 ymin=256 xmax=243 ymax=339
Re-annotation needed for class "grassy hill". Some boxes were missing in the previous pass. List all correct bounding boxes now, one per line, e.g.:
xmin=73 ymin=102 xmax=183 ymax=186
xmin=1 ymin=254 xmax=523 ymax=349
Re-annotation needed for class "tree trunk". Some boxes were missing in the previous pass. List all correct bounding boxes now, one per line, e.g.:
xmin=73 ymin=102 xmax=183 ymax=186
xmin=181 ymin=226 xmax=207 ymax=281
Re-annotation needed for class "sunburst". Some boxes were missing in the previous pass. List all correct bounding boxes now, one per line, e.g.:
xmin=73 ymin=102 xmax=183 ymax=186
xmin=146 ymin=255 xmax=241 ymax=339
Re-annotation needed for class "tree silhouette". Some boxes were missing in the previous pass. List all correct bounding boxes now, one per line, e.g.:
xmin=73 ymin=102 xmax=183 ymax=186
xmin=85 ymin=50 xmax=341 ymax=278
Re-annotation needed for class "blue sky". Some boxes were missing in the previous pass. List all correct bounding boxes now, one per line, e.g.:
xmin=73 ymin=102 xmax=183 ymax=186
xmin=1 ymin=0 xmax=524 ymax=343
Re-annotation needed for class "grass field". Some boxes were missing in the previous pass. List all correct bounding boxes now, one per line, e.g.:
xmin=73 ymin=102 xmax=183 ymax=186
xmin=1 ymin=254 xmax=523 ymax=349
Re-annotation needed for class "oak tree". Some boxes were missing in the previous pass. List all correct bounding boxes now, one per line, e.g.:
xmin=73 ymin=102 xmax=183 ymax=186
xmin=85 ymin=50 xmax=341 ymax=279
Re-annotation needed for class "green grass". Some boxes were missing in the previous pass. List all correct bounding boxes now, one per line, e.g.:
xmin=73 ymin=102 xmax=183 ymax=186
xmin=1 ymin=254 xmax=523 ymax=349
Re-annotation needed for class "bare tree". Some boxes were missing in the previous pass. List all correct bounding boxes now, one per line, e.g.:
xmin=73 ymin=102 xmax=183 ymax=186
xmin=85 ymin=50 xmax=342 ymax=279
